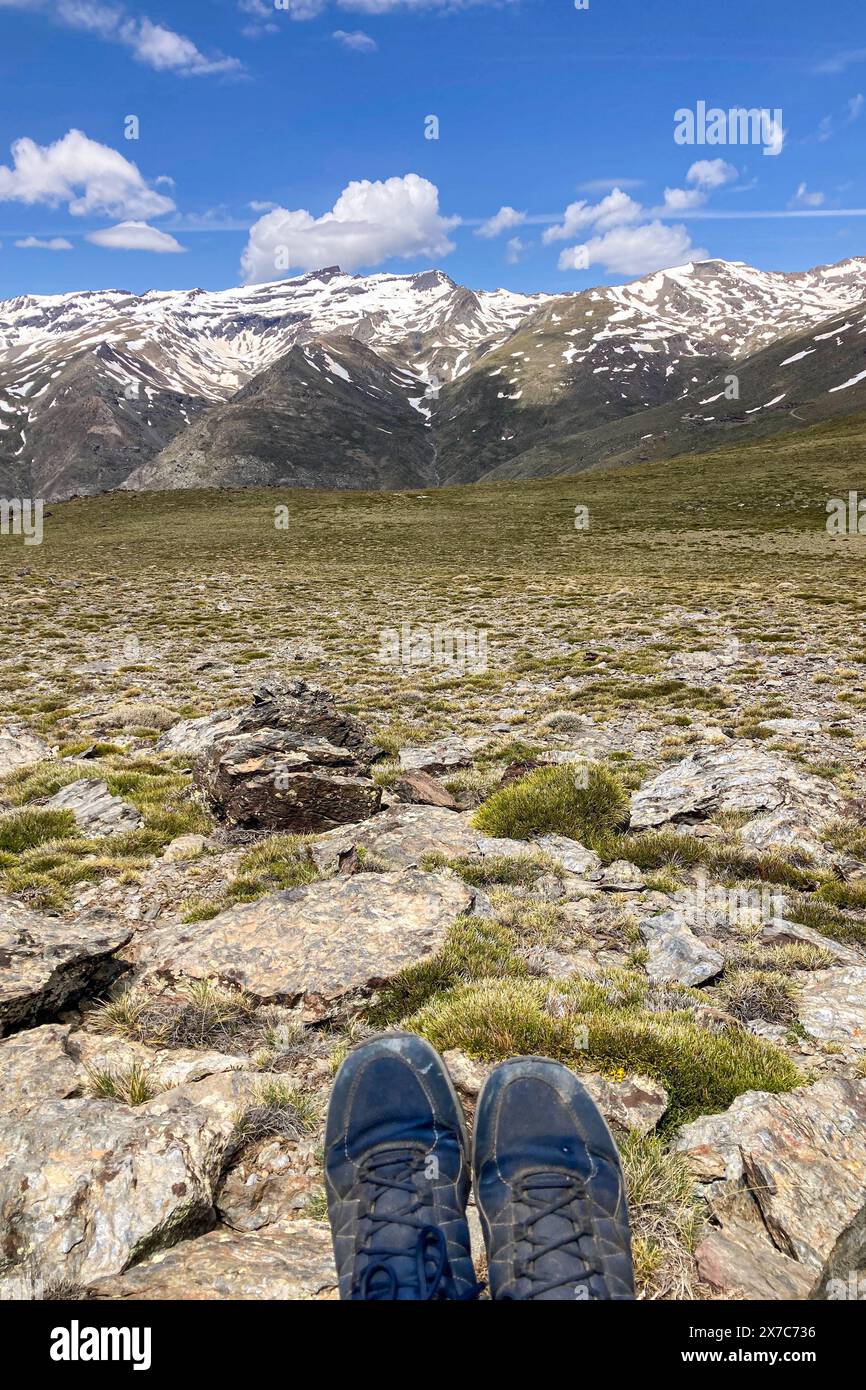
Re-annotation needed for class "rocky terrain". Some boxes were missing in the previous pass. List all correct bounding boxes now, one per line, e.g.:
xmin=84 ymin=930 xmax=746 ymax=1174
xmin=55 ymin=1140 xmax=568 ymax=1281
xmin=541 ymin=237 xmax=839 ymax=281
xmin=1 ymin=418 xmax=865 ymax=1301
xmin=3 ymin=257 xmax=866 ymax=499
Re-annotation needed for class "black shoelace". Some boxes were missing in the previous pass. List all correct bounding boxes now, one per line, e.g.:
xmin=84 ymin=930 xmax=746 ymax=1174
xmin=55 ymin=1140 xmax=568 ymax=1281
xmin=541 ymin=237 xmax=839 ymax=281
xmin=504 ymin=1172 xmax=600 ymax=1300
xmin=352 ymin=1147 xmax=477 ymax=1301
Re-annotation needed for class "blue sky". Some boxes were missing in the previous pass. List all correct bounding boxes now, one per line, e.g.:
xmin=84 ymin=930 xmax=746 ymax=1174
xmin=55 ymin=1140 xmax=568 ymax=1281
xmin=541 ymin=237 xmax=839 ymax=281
xmin=0 ymin=0 xmax=864 ymax=299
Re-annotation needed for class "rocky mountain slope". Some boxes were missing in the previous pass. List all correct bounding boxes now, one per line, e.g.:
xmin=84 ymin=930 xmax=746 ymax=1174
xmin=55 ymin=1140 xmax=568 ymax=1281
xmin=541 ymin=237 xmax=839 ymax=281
xmin=2 ymin=427 xmax=866 ymax=1302
xmin=2 ymin=257 xmax=866 ymax=498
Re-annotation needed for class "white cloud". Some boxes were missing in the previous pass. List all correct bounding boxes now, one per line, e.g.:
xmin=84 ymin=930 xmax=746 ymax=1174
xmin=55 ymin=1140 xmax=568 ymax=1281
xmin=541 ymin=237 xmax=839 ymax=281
xmin=789 ymin=183 xmax=825 ymax=209
xmin=0 ymin=1 xmax=242 ymax=75
xmin=815 ymin=48 xmax=866 ymax=75
xmin=475 ymin=205 xmax=526 ymax=238
xmin=332 ymin=28 xmax=377 ymax=50
xmin=558 ymin=222 xmax=706 ymax=277
xmin=687 ymin=159 xmax=738 ymax=189
xmin=125 ymin=17 xmax=241 ymax=75
xmin=249 ymin=199 xmax=279 ymax=212
xmin=86 ymin=220 xmax=185 ymax=252
xmin=818 ymin=93 xmax=864 ymax=142
xmin=657 ymin=186 xmax=706 ymax=214
xmin=0 ymin=129 xmax=175 ymax=219
xmin=241 ymin=173 xmax=459 ymax=282
xmin=504 ymin=236 xmax=526 ymax=264
xmin=542 ymin=187 xmax=642 ymax=243
xmin=238 ymin=0 xmax=279 ymax=35
xmin=14 ymin=235 xmax=73 ymax=249
xmin=577 ymin=177 xmax=644 ymax=193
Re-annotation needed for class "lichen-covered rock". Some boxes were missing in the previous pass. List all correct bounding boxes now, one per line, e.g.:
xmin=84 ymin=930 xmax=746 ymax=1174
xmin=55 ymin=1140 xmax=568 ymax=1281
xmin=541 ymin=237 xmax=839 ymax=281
xmin=392 ymin=769 xmax=459 ymax=809
xmin=630 ymin=743 xmax=845 ymax=832
xmin=128 ymin=870 xmax=475 ymax=1015
xmin=533 ymin=833 xmax=602 ymax=878
xmin=310 ymin=804 xmax=481 ymax=872
xmin=156 ymin=709 xmax=239 ymax=759
xmin=675 ymin=1077 xmax=866 ymax=1275
xmin=86 ymin=1220 xmax=337 ymax=1300
xmin=398 ymin=735 xmax=478 ymax=775
xmin=218 ymin=1137 xmax=321 ymax=1232
xmin=639 ymin=910 xmax=724 ymax=986
xmin=197 ymin=727 xmax=381 ymax=833
xmin=0 ymin=725 xmax=51 ymax=777
xmin=44 ymin=778 xmax=142 ymax=836
xmin=796 ymin=966 xmax=866 ymax=1050
xmin=0 ymin=899 xmax=131 ymax=1036
xmin=0 ymin=1072 xmax=267 ymax=1287
xmin=0 ymin=1023 xmax=78 ymax=1115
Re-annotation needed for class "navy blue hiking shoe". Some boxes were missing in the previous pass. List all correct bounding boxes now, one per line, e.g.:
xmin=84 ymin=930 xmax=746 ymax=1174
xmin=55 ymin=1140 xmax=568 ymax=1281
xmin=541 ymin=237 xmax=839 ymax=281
xmin=325 ymin=1033 xmax=479 ymax=1300
xmin=473 ymin=1058 xmax=635 ymax=1301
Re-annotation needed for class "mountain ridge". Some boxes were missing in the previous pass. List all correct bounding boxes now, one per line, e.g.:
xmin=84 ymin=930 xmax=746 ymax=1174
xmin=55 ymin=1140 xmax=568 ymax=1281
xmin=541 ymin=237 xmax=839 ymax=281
xmin=2 ymin=255 xmax=866 ymax=499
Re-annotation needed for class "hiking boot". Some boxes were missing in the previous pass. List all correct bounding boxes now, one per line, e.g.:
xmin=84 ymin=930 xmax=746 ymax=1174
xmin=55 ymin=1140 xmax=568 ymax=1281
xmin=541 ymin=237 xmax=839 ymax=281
xmin=473 ymin=1057 xmax=635 ymax=1300
xmin=325 ymin=1032 xmax=479 ymax=1300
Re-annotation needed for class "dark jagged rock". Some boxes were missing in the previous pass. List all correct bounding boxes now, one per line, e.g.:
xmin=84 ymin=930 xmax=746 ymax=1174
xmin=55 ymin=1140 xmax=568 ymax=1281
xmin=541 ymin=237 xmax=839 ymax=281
xmin=0 ymin=898 xmax=131 ymax=1037
xmin=198 ymin=728 xmax=381 ymax=832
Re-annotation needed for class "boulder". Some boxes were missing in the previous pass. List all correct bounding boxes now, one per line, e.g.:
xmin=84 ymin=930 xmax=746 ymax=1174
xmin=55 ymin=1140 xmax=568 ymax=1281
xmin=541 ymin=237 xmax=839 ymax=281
xmin=796 ymin=966 xmax=866 ymax=1050
xmin=156 ymin=710 xmax=239 ymax=760
xmin=44 ymin=778 xmax=142 ymax=836
xmin=392 ymin=769 xmax=459 ymax=810
xmin=597 ymin=860 xmax=645 ymax=892
xmin=675 ymin=1077 xmax=866 ymax=1274
xmin=0 ymin=899 xmax=131 ymax=1036
xmin=197 ymin=728 xmax=381 ymax=833
xmin=740 ymin=808 xmax=831 ymax=865
xmin=86 ymin=1220 xmax=336 ymax=1300
xmin=128 ymin=870 xmax=475 ymax=1016
xmin=581 ymin=1072 xmax=669 ymax=1136
xmin=0 ymin=1071 xmax=268 ymax=1287
xmin=235 ymin=680 xmax=380 ymax=764
xmin=398 ymin=735 xmax=478 ymax=775
xmin=160 ymin=833 xmax=208 ymax=863
xmin=0 ymin=1023 xmax=78 ymax=1116
xmin=0 ymin=726 xmax=51 ymax=778
xmin=310 ymin=804 xmax=481 ymax=872
xmin=639 ymin=911 xmax=724 ymax=986
xmin=533 ymin=833 xmax=602 ymax=878
xmin=630 ymin=743 xmax=845 ymax=832
xmin=695 ymin=1221 xmax=814 ymax=1300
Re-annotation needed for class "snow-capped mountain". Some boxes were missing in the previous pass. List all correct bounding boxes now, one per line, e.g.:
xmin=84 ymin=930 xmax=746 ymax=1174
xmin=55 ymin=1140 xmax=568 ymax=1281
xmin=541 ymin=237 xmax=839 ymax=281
xmin=0 ymin=267 xmax=543 ymax=403
xmin=2 ymin=256 xmax=866 ymax=499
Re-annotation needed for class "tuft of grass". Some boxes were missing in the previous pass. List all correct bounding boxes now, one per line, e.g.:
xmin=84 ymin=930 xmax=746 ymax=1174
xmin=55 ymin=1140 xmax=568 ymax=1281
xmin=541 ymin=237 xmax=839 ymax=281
xmin=234 ymin=1080 xmax=318 ymax=1143
xmin=419 ymin=850 xmax=553 ymax=889
xmin=97 ymin=978 xmax=260 ymax=1052
xmin=226 ymin=833 xmax=320 ymax=902
xmin=473 ymin=764 xmax=629 ymax=852
xmin=715 ymin=968 xmax=799 ymax=1025
xmin=365 ymin=914 xmax=527 ymax=1028
xmin=406 ymin=976 xmax=801 ymax=1123
xmin=0 ymin=808 xmax=76 ymax=854
xmin=786 ymin=894 xmax=866 ymax=947
xmin=621 ymin=1133 xmax=704 ymax=1300
xmin=84 ymin=1059 xmax=160 ymax=1106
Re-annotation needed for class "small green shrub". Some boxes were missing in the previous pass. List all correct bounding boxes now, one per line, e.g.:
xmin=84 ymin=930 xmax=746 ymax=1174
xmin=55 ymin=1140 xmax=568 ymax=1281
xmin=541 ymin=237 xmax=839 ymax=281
xmin=473 ymin=764 xmax=629 ymax=852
